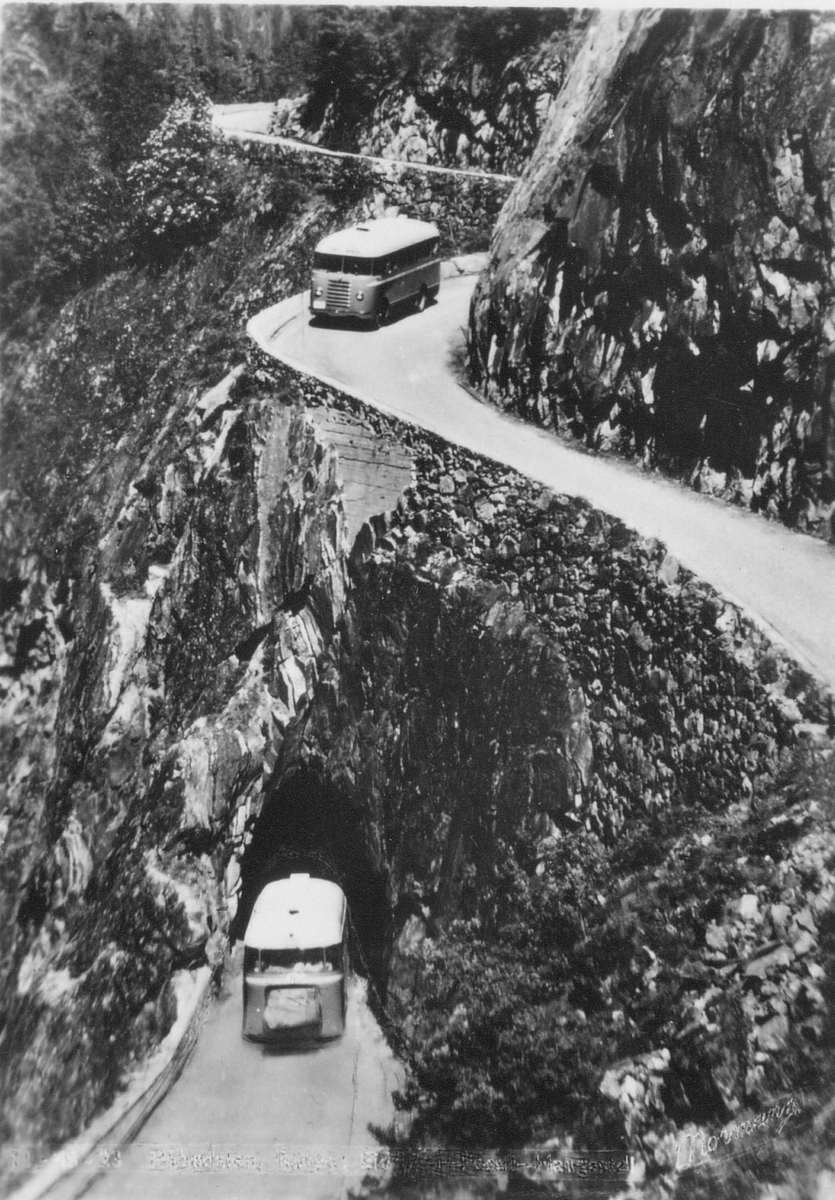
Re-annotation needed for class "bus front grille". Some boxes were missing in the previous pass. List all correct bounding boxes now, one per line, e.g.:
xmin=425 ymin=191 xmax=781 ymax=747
xmin=327 ymin=279 xmax=351 ymax=309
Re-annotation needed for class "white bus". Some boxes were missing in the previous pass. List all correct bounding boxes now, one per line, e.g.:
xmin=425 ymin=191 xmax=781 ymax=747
xmin=242 ymin=875 xmax=348 ymax=1042
xmin=310 ymin=216 xmax=441 ymax=327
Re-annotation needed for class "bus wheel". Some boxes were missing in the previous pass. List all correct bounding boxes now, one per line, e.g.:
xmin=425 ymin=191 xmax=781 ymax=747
xmin=374 ymin=300 xmax=390 ymax=329
xmin=416 ymin=286 xmax=428 ymax=313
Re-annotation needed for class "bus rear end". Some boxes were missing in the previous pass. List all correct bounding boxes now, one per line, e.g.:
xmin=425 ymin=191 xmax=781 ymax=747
xmin=242 ymin=876 xmax=348 ymax=1043
xmin=242 ymin=945 xmax=346 ymax=1042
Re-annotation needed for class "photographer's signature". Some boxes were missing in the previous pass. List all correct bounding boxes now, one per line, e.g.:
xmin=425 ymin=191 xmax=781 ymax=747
xmin=676 ymin=1094 xmax=802 ymax=1170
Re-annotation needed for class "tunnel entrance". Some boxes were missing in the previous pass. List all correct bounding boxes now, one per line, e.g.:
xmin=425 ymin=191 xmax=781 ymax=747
xmin=231 ymin=765 xmax=391 ymax=996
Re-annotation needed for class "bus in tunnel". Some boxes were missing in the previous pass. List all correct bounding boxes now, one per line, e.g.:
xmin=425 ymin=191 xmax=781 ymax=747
xmin=242 ymin=874 xmax=348 ymax=1042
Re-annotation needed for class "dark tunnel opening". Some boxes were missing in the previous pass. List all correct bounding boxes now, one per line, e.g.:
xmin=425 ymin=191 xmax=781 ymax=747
xmin=231 ymin=766 xmax=392 ymax=999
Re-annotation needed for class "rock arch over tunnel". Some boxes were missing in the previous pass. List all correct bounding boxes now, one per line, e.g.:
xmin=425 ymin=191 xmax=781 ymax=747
xmin=231 ymin=764 xmax=391 ymax=994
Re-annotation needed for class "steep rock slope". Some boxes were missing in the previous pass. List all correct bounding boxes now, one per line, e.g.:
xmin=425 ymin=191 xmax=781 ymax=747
xmin=0 ymin=335 xmax=599 ymax=1181
xmin=0 ymin=160 xmax=377 ymax=1176
xmin=273 ymin=10 xmax=584 ymax=175
xmin=5 ymin=339 xmax=825 ymax=1183
xmin=356 ymin=25 xmax=578 ymax=176
xmin=469 ymin=10 xmax=835 ymax=536
xmin=0 ymin=368 xmax=355 ymax=1167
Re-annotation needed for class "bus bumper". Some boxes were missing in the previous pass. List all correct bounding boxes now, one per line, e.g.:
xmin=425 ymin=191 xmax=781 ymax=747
xmin=243 ymin=977 xmax=345 ymax=1041
xmin=309 ymin=304 xmax=374 ymax=322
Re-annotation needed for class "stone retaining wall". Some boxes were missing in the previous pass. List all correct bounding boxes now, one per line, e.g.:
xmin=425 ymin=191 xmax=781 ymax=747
xmin=234 ymin=138 xmax=514 ymax=256
xmin=285 ymin=367 xmax=827 ymax=848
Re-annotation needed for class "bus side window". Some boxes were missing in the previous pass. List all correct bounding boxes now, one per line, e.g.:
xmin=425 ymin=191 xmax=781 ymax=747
xmin=324 ymin=944 xmax=343 ymax=971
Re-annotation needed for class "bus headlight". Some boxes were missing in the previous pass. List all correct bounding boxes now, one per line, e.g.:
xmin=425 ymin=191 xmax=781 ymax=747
xmin=314 ymin=287 xmax=323 ymax=297
xmin=355 ymin=291 xmax=364 ymax=301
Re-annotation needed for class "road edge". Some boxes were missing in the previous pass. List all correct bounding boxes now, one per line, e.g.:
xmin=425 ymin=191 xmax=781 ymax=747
xmin=6 ymin=966 xmax=214 ymax=1200
xmin=247 ymin=256 xmax=487 ymax=409
xmin=212 ymin=105 xmax=518 ymax=183
xmin=249 ymin=270 xmax=835 ymax=709
xmin=4 ymin=260 xmax=485 ymax=1200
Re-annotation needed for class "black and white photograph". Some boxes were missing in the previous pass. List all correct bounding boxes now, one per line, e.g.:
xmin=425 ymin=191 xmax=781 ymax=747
xmin=1 ymin=4 xmax=834 ymax=1199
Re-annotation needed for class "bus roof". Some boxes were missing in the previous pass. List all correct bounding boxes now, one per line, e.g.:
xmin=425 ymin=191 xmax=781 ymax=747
xmin=315 ymin=217 xmax=440 ymax=258
xmin=244 ymin=875 xmax=346 ymax=950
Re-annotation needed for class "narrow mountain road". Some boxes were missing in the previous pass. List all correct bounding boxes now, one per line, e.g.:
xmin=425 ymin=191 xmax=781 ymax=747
xmin=81 ymin=949 xmax=402 ymax=1200
xmin=215 ymin=105 xmax=833 ymax=697
xmin=253 ymin=276 xmax=835 ymax=695
xmin=211 ymin=102 xmax=518 ymax=181
xmin=67 ymin=100 xmax=832 ymax=1200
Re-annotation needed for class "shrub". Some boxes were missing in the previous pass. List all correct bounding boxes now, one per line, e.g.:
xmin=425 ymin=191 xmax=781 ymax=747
xmin=0 ymin=74 xmax=120 ymax=323
xmin=395 ymin=747 xmax=835 ymax=1185
xmin=126 ymin=91 xmax=233 ymax=264
xmin=303 ymin=9 xmax=387 ymax=145
xmin=397 ymin=834 xmax=628 ymax=1150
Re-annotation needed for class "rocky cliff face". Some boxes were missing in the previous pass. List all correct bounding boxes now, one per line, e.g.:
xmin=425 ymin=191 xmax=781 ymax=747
xmin=469 ymin=10 xmax=835 ymax=537
xmin=253 ymin=374 xmax=827 ymax=1037
xmin=3 ymin=47 xmax=834 ymax=1189
xmin=275 ymin=12 xmax=585 ymax=176
xmin=0 ymin=329 xmax=593 ymax=1165
xmin=355 ymin=26 xmax=576 ymax=178
xmin=4 ymin=333 xmax=822 ymax=1172
xmin=0 ymin=363 xmax=356 ymax=1159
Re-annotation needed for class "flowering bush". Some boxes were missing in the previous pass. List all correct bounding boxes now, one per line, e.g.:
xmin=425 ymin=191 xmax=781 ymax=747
xmin=127 ymin=91 xmax=231 ymax=261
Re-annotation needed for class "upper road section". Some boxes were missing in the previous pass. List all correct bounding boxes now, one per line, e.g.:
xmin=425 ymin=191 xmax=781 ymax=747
xmin=251 ymin=275 xmax=835 ymax=695
xmin=211 ymin=102 xmax=518 ymax=182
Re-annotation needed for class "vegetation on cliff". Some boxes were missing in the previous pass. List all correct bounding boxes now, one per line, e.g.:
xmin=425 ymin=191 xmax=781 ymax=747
xmin=0 ymin=4 xmax=321 ymax=333
xmin=394 ymin=753 xmax=835 ymax=1180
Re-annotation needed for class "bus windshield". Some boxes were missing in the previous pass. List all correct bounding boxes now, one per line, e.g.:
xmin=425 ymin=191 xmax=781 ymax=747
xmin=313 ymin=252 xmax=378 ymax=276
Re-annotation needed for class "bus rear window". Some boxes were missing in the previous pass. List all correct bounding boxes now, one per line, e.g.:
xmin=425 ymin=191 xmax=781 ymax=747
xmin=246 ymin=945 xmax=343 ymax=972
